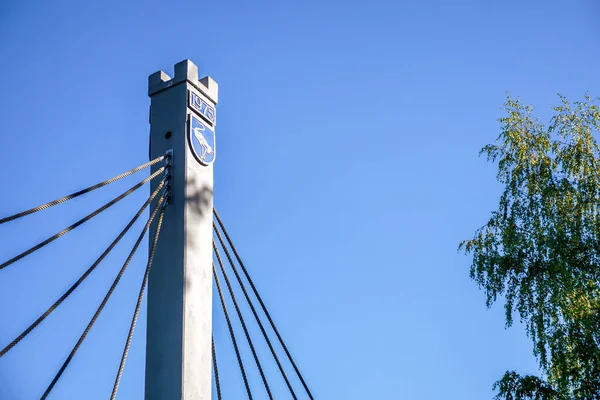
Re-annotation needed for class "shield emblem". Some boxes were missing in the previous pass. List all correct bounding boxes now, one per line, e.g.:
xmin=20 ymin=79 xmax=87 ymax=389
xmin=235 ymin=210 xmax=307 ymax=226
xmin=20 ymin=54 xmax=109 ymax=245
xmin=189 ymin=115 xmax=216 ymax=166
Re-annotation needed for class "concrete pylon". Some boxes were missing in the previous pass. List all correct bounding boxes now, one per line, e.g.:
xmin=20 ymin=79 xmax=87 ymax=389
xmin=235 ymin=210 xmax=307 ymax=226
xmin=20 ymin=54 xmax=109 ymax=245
xmin=146 ymin=60 xmax=218 ymax=400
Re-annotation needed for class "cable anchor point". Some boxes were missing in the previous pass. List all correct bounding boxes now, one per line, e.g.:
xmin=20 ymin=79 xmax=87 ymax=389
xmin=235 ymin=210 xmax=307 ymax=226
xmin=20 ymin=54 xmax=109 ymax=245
xmin=163 ymin=149 xmax=173 ymax=205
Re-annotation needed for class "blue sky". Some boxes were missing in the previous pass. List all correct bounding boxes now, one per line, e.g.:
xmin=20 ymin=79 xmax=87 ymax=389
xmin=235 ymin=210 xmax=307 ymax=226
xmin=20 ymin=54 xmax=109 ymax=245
xmin=0 ymin=1 xmax=599 ymax=399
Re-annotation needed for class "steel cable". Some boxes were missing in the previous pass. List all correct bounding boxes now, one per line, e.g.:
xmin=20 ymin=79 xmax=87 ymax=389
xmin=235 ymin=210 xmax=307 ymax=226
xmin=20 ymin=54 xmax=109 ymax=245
xmin=40 ymin=193 xmax=166 ymax=400
xmin=212 ymin=335 xmax=222 ymax=400
xmin=213 ymin=241 xmax=274 ymax=400
xmin=213 ymin=262 xmax=253 ymax=400
xmin=0 ymin=167 xmax=165 ymax=271
xmin=213 ymin=208 xmax=314 ymax=399
xmin=0 ymin=180 xmax=166 ymax=358
xmin=0 ymin=155 xmax=165 ymax=225
xmin=110 ymin=194 xmax=168 ymax=400
xmin=213 ymin=225 xmax=297 ymax=399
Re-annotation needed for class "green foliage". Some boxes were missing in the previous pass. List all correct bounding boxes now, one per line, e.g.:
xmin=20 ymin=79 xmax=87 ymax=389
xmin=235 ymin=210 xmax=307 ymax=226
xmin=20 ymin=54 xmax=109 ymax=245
xmin=460 ymin=94 xmax=600 ymax=399
xmin=493 ymin=371 xmax=559 ymax=400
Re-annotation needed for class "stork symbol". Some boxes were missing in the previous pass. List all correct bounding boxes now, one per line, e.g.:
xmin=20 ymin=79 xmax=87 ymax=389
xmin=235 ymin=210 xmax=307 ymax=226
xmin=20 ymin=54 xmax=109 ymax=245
xmin=192 ymin=125 xmax=214 ymax=161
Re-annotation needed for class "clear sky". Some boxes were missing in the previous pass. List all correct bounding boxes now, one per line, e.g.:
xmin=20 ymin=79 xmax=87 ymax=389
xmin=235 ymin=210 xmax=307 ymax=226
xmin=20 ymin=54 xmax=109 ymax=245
xmin=0 ymin=1 xmax=599 ymax=399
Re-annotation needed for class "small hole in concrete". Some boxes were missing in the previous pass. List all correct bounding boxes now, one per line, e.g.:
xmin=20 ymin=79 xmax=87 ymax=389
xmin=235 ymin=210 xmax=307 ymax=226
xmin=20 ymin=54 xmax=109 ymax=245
xmin=165 ymin=131 xmax=172 ymax=139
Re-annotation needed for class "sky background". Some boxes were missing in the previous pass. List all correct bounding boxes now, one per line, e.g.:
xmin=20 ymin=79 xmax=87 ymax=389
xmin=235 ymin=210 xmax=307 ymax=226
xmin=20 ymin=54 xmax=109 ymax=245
xmin=0 ymin=1 xmax=599 ymax=399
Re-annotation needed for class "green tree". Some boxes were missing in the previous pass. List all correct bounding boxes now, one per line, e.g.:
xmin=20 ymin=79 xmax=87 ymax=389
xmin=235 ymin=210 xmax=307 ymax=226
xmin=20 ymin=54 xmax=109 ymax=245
xmin=460 ymin=94 xmax=600 ymax=399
